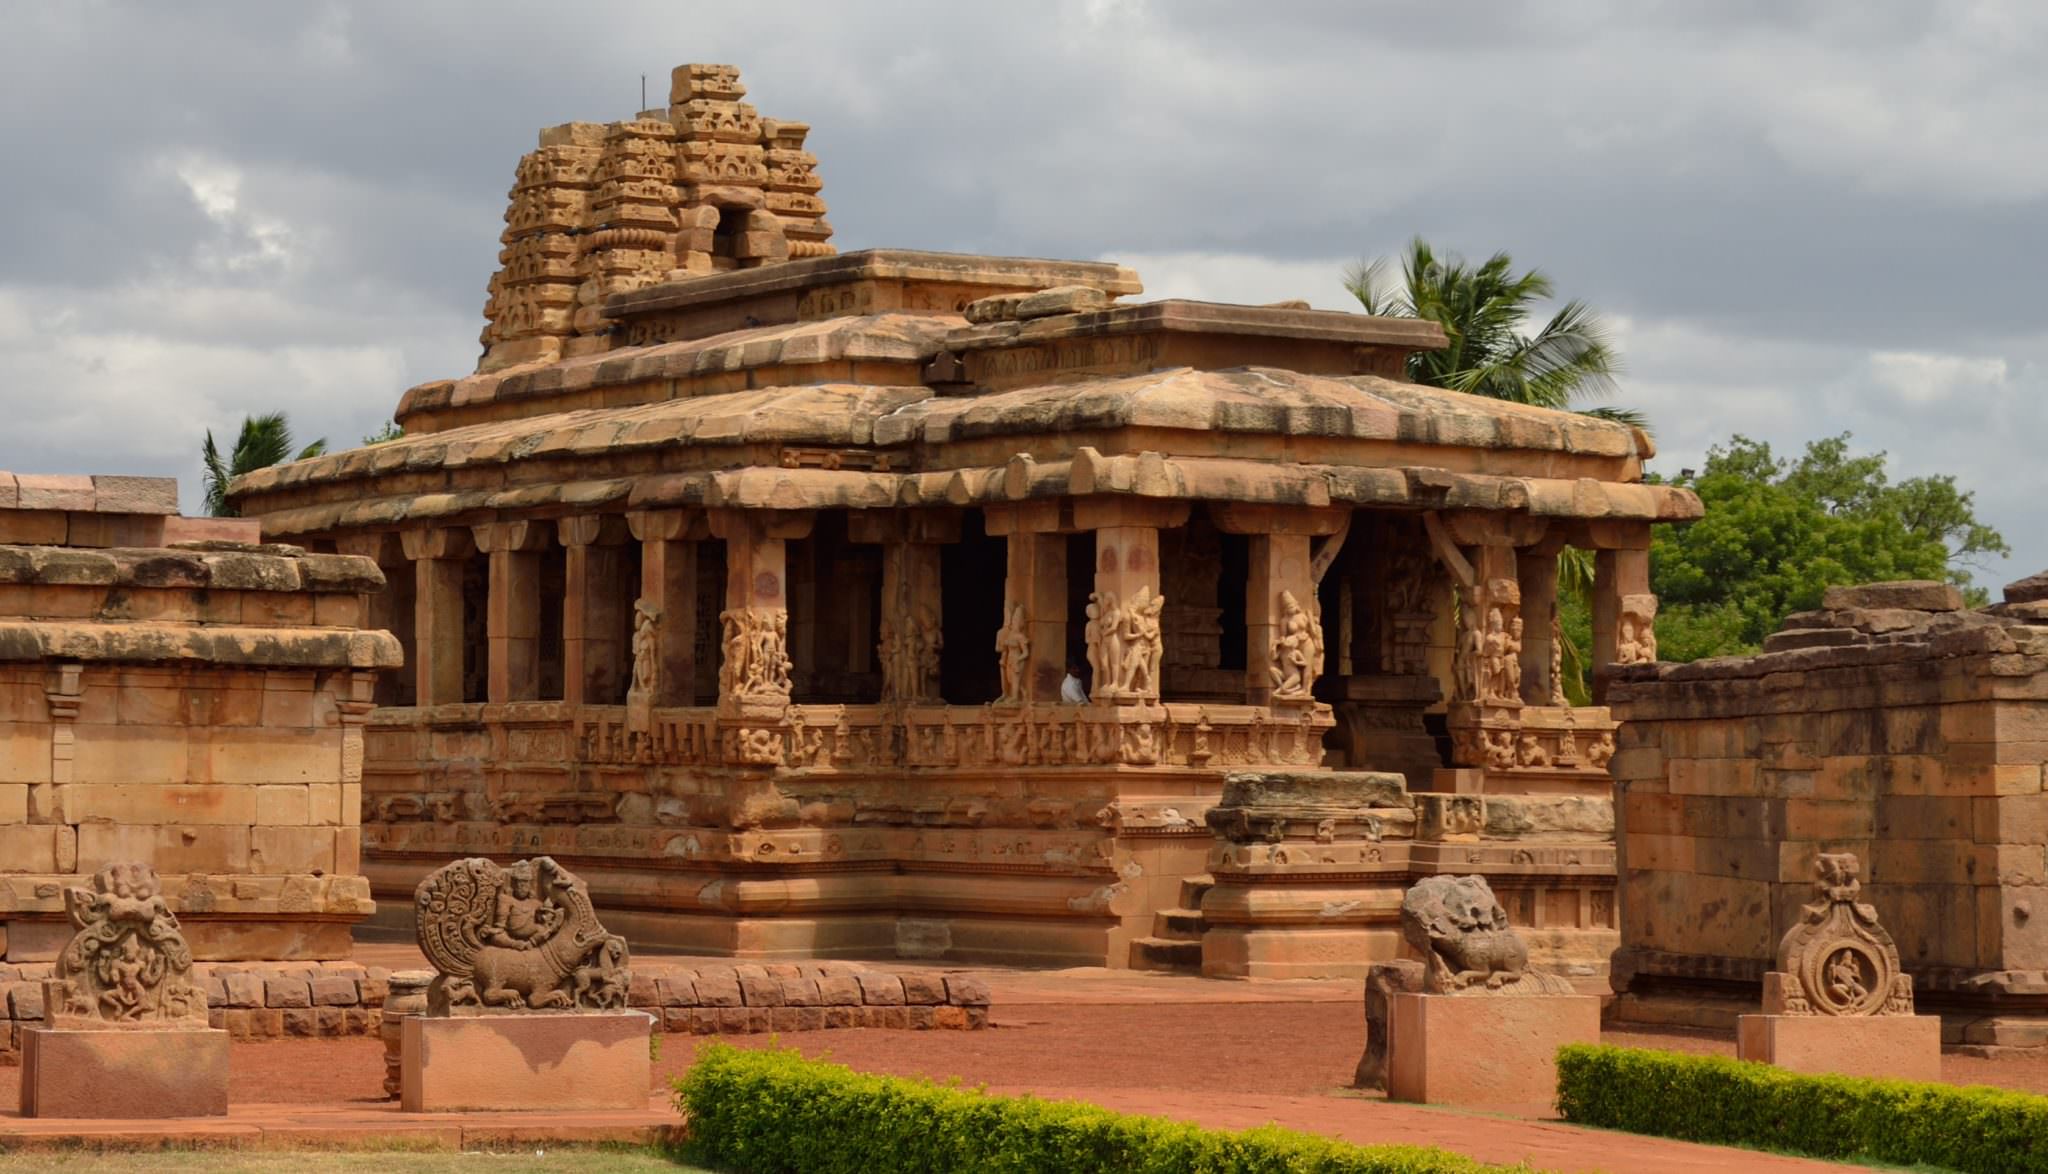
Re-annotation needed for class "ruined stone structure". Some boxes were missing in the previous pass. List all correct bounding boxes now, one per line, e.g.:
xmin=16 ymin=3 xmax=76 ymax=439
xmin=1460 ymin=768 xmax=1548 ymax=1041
xmin=229 ymin=63 xmax=1698 ymax=970
xmin=0 ymin=473 xmax=398 ymax=965
xmin=1609 ymin=579 xmax=2048 ymax=1050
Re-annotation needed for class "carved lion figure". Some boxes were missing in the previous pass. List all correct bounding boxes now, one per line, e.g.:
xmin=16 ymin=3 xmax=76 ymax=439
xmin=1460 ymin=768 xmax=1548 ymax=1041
xmin=1399 ymin=874 xmax=1570 ymax=995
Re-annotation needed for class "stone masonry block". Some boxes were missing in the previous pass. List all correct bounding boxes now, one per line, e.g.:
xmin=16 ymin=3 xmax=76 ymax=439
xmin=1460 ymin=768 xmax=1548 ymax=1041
xmin=264 ymin=977 xmax=311 ymax=1008
xmin=656 ymin=976 xmax=698 ymax=1006
xmin=737 ymin=972 xmax=783 ymax=1006
xmin=900 ymin=973 xmax=946 ymax=1005
xmin=944 ymin=976 xmax=991 ymax=1006
xmin=692 ymin=971 xmax=742 ymax=1007
xmin=223 ymin=973 xmax=264 ymax=1008
xmin=778 ymin=977 xmax=820 ymax=1006
xmin=308 ymin=977 xmax=359 ymax=1007
xmin=857 ymin=973 xmax=905 ymax=1005
xmin=816 ymin=975 xmax=861 ymax=1006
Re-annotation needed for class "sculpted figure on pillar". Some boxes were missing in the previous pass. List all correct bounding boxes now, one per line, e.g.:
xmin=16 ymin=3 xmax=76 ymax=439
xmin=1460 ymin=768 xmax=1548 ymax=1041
xmin=1453 ymin=585 xmax=1484 ymax=703
xmin=46 ymin=863 xmax=207 ymax=1028
xmin=1616 ymin=593 xmax=1659 ymax=665
xmin=995 ymin=603 xmax=1030 ymax=704
xmin=416 ymin=856 xmax=631 ymax=1014
xmin=878 ymin=559 xmax=940 ymax=703
xmin=628 ymin=598 xmax=661 ymax=699
xmin=719 ymin=607 xmax=792 ymax=698
xmin=1108 ymin=586 xmax=1166 ymax=700
xmin=1269 ymin=589 xmax=1325 ymax=702
xmin=1085 ymin=591 xmax=1122 ymax=692
xmin=1549 ymin=614 xmax=1569 ymax=706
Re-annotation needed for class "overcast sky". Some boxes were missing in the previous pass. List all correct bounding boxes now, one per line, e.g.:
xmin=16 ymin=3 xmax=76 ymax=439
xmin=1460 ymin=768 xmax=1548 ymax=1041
xmin=2 ymin=1 xmax=2042 ymax=586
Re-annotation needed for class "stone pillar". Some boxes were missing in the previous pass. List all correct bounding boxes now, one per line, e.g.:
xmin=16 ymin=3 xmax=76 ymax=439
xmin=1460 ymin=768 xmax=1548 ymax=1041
xmin=985 ymin=501 xmax=1069 ymax=704
xmin=1213 ymin=504 xmax=1348 ymax=706
xmin=336 ymin=533 xmax=413 ymax=706
xmin=1517 ymin=544 xmax=1562 ymax=706
xmin=473 ymin=521 xmax=550 ymax=704
xmin=708 ymin=510 xmax=813 ymax=708
xmin=628 ymin=510 xmax=708 ymax=706
xmin=559 ymin=516 xmax=633 ymax=707
xmin=401 ymin=527 xmax=474 ymax=706
xmin=1075 ymin=499 xmax=1189 ymax=704
xmin=1592 ymin=538 xmax=1653 ymax=705
xmin=852 ymin=510 xmax=953 ymax=704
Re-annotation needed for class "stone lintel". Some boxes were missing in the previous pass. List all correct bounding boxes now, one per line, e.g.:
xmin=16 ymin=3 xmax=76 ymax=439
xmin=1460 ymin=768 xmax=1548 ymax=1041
xmin=1209 ymin=502 xmax=1352 ymax=537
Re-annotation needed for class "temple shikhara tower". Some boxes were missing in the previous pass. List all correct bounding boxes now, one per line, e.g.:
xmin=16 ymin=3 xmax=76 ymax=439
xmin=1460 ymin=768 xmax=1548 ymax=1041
xmin=226 ymin=64 xmax=1701 ymax=973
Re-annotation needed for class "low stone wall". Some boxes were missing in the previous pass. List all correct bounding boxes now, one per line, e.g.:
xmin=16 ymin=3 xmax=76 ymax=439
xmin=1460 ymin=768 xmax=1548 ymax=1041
xmin=0 ymin=957 xmax=991 ymax=1065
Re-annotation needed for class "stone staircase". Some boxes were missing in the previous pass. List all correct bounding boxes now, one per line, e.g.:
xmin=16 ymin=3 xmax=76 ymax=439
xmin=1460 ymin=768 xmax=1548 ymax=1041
xmin=1127 ymin=874 xmax=1212 ymax=973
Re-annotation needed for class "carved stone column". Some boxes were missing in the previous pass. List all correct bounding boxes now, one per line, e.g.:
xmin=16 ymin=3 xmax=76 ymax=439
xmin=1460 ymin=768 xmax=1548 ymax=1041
xmin=852 ymin=510 xmax=955 ymax=705
xmin=474 ymin=521 xmax=550 ymax=704
xmin=628 ymin=509 xmax=708 ymax=707
xmin=986 ymin=501 xmax=1068 ymax=704
xmin=1592 ymin=534 xmax=1654 ymax=705
xmin=1517 ymin=541 xmax=1564 ymax=706
xmin=1213 ymin=504 xmax=1347 ymax=707
xmin=708 ymin=510 xmax=813 ymax=711
xmin=401 ymin=527 xmax=475 ymax=706
xmin=1075 ymin=499 xmax=1188 ymax=704
xmin=335 ymin=533 xmax=413 ymax=707
xmin=559 ymin=515 xmax=633 ymax=707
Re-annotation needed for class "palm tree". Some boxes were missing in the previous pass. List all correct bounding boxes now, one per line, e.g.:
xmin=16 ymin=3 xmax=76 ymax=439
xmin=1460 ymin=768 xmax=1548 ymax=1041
xmin=1349 ymin=239 xmax=1644 ymax=701
xmin=1345 ymin=238 xmax=1643 ymax=430
xmin=201 ymin=412 xmax=328 ymax=516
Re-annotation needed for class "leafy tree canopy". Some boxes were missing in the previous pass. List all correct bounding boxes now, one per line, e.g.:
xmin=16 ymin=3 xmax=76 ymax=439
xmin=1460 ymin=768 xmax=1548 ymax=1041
xmin=1649 ymin=433 xmax=2009 ymax=657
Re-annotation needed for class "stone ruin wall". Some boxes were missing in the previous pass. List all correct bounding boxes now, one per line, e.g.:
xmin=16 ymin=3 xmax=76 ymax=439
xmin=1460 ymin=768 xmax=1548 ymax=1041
xmin=1608 ymin=578 xmax=2048 ymax=1050
xmin=482 ymin=62 xmax=834 ymax=372
xmin=0 ymin=472 xmax=405 ymax=1058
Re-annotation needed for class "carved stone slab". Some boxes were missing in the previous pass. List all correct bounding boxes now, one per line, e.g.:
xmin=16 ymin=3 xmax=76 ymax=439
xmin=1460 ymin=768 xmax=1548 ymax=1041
xmin=414 ymin=856 xmax=631 ymax=1015
xmin=1763 ymin=852 xmax=1913 ymax=1017
xmin=42 ymin=863 xmax=207 ymax=1030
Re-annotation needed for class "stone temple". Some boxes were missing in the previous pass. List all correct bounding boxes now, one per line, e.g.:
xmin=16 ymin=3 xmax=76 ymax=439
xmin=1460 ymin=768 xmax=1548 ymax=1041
xmin=224 ymin=64 xmax=1702 ymax=973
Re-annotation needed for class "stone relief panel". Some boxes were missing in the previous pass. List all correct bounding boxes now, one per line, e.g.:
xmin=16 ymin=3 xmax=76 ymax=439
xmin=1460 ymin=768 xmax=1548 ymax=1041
xmin=46 ymin=863 xmax=208 ymax=1029
xmin=1765 ymin=852 xmax=1914 ymax=1017
xmin=719 ymin=607 xmax=793 ymax=699
xmin=415 ymin=856 xmax=631 ymax=1015
xmin=1087 ymin=586 xmax=1166 ymax=702
xmin=1269 ymin=589 xmax=1325 ymax=702
xmin=1616 ymin=593 xmax=1659 ymax=666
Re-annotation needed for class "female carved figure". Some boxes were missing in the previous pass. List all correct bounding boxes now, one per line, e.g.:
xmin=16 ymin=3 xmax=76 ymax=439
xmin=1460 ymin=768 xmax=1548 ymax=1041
xmin=995 ymin=603 xmax=1031 ymax=704
xmin=1269 ymin=589 xmax=1323 ymax=700
xmin=1085 ymin=591 xmax=1122 ymax=692
xmin=629 ymin=600 xmax=660 ymax=698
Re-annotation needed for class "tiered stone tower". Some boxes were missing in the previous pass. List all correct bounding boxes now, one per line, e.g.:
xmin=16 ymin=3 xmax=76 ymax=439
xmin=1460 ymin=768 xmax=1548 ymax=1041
xmin=481 ymin=63 xmax=835 ymax=373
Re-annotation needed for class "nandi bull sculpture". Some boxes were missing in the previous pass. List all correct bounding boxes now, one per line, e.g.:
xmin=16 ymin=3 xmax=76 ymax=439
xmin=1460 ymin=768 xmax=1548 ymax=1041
xmin=415 ymin=856 xmax=630 ymax=1014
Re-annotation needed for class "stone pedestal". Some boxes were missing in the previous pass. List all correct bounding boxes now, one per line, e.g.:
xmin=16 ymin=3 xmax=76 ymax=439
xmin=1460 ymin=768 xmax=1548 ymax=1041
xmin=1736 ymin=1014 xmax=1942 ymax=1083
xmin=20 ymin=1027 xmax=229 ymax=1118
xmin=400 ymin=1011 xmax=654 ymax=1112
xmin=1386 ymin=992 xmax=1599 ymax=1107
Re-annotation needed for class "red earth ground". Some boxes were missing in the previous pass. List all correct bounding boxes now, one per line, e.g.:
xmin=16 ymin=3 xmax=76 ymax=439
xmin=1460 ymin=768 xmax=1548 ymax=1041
xmin=11 ymin=961 xmax=2047 ymax=1172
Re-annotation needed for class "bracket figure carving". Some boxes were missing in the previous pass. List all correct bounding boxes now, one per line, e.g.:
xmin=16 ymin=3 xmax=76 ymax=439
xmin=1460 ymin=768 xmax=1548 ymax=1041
xmin=415 ymin=856 xmax=632 ymax=1015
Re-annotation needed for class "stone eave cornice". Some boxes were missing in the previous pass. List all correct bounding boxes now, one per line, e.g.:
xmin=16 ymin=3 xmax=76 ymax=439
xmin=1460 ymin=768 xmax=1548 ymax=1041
xmin=601 ymin=249 xmax=1145 ymax=319
xmin=0 ymin=544 xmax=385 ymax=592
xmin=247 ymin=450 xmax=1700 ymax=540
xmin=0 ymin=620 xmax=402 ymax=669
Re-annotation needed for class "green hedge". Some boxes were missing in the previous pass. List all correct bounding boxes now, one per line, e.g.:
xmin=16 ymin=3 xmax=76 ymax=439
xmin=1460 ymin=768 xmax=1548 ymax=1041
xmin=674 ymin=1044 xmax=1535 ymax=1173
xmin=1556 ymin=1044 xmax=2048 ymax=1174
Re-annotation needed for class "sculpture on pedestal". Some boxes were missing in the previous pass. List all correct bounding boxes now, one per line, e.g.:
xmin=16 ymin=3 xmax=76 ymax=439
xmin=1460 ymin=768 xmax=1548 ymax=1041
xmin=416 ymin=856 xmax=631 ymax=1014
xmin=46 ymin=863 xmax=206 ymax=1028
xmin=1399 ymin=874 xmax=1572 ymax=995
xmin=1765 ymin=852 xmax=1913 ymax=1016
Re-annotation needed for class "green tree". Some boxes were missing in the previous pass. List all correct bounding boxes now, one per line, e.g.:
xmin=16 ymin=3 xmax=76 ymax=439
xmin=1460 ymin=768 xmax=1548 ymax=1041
xmin=1648 ymin=433 xmax=2009 ymax=657
xmin=201 ymin=412 xmax=327 ymax=517
xmin=362 ymin=420 xmax=404 ymax=445
xmin=1345 ymin=237 xmax=1641 ymax=429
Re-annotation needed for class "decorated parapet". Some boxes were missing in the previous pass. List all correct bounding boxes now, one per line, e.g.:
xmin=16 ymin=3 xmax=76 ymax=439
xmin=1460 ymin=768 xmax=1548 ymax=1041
xmin=1765 ymin=852 xmax=1914 ymax=1018
xmin=1399 ymin=875 xmax=1574 ymax=996
xmin=414 ymin=856 xmax=632 ymax=1015
xmin=45 ymin=863 xmax=207 ymax=1029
